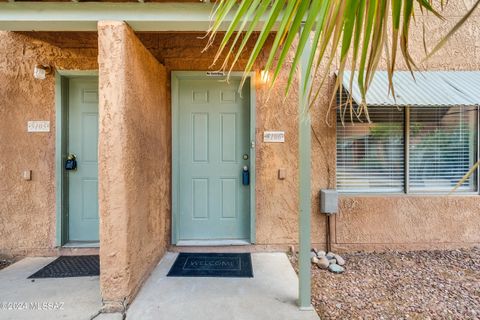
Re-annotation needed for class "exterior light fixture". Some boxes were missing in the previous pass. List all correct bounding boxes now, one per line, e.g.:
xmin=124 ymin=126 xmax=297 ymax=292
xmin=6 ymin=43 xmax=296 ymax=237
xmin=260 ymin=69 xmax=270 ymax=84
xmin=34 ymin=64 xmax=52 ymax=80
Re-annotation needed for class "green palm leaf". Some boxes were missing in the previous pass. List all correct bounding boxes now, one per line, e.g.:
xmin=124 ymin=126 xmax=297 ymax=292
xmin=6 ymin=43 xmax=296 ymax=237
xmin=206 ymin=0 xmax=479 ymax=109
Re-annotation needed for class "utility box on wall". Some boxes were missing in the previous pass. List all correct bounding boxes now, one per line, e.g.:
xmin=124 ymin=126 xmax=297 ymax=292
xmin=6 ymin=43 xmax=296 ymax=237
xmin=320 ymin=189 xmax=338 ymax=215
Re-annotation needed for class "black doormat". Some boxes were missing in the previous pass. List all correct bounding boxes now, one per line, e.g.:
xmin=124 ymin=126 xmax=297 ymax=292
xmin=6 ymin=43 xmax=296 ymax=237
xmin=167 ymin=253 xmax=253 ymax=278
xmin=28 ymin=255 xmax=99 ymax=279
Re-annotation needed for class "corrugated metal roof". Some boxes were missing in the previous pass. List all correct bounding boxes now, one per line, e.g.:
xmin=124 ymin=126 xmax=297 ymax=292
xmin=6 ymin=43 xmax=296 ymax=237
xmin=342 ymin=71 xmax=480 ymax=106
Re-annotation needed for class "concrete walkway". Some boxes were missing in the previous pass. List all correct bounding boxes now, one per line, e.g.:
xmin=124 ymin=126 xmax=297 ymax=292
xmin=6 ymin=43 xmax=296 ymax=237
xmin=127 ymin=252 xmax=319 ymax=320
xmin=0 ymin=257 xmax=102 ymax=320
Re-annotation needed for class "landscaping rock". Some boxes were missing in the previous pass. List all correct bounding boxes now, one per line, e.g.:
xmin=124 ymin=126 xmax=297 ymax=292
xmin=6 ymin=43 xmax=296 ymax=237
xmin=334 ymin=254 xmax=345 ymax=266
xmin=310 ymin=252 xmax=317 ymax=259
xmin=328 ymin=263 xmax=344 ymax=274
xmin=329 ymin=259 xmax=337 ymax=265
xmin=290 ymin=247 xmax=480 ymax=319
xmin=326 ymin=252 xmax=335 ymax=259
xmin=316 ymin=250 xmax=326 ymax=257
xmin=316 ymin=256 xmax=330 ymax=269
xmin=311 ymin=256 xmax=319 ymax=264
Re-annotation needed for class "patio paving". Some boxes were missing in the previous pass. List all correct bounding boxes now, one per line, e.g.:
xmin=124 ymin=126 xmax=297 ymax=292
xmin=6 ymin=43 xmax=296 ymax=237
xmin=0 ymin=257 xmax=102 ymax=320
xmin=126 ymin=252 xmax=320 ymax=320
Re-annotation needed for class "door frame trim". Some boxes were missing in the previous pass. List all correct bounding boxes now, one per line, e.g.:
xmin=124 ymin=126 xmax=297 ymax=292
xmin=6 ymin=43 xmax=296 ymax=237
xmin=171 ymin=71 xmax=257 ymax=245
xmin=55 ymin=70 xmax=98 ymax=246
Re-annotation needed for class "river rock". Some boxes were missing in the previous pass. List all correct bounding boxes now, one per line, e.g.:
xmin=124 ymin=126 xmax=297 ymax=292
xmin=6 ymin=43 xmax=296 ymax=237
xmin=334 ymin=254 xmax=345 ymax=266
xmin=326 ymin=252 xmax=336 ymax=259
xmin=316 ymin=256 xmax=330 ymax=269
xmin=311 ymin=256 xmax=319 ymax=264
xmin=317 ymin=250 xmax=326 ymax=257
xmin=328 ymin=263 xmax=345 ymax=274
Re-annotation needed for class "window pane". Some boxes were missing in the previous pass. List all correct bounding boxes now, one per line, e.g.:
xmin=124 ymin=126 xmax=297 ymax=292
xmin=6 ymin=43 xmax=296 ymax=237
xmin=336 ymin=104 xmax=405 ymax=193
xmin=409 ymin=106 xmax=478 ymax=193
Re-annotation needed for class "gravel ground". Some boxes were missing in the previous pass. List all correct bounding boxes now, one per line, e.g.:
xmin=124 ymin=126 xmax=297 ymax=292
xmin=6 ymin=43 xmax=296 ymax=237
xmin=290 ymin=247 xmax=480 ymax=319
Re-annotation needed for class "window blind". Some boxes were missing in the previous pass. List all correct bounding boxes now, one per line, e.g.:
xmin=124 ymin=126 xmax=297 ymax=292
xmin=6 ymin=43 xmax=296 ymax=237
xmin=409 ymin=106 xmax=478 ymax=192
xmin=336 ymin=103 xmax=405 ymax=193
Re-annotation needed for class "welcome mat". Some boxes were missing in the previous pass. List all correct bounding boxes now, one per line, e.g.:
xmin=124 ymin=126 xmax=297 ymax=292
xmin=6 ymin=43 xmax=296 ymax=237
xmin=167 ymin=253 xmax=253 ymax=278
xmin=28 ymin=255 xmax=99 ymax=279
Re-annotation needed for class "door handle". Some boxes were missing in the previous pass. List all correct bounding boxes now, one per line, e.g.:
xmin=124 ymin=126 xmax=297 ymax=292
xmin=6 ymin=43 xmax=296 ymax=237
xmin=242 ymin=166 xmax=250 ymax=186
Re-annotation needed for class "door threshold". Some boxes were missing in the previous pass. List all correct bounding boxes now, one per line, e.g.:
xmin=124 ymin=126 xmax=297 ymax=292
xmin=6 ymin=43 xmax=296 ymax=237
xmin=63 ymin=241 xmax=99 ymax=248
xmin=176 ymin=240 xmax=250 ymax=247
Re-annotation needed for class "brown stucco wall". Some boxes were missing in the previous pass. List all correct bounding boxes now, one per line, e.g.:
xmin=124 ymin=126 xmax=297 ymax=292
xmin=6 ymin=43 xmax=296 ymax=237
xmin=98 ymin=21 xmax=169 ymax=311
xmin=0 ymin=31 xmax=97 ymax=256
xmin=335 ymin=196 xmax=480 ymax=251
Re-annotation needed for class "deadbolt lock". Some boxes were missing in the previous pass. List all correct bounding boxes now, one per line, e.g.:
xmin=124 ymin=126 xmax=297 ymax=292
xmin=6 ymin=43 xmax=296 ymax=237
xmin=65 ymin=154 xmax=77 ymax=171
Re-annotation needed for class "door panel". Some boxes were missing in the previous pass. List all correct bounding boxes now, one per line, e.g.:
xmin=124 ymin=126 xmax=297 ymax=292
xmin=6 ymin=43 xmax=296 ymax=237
xmin=192 ymin=178 xmax=209 ymax=219
xmin=192 ymin=113 xmax=209 ymax=162
xmin=221 ymin=178 xmax=237 ymax=218
xmin=221 ymin=113 xmax=237 ymax=162
xmin=178 ymin=79 xmax=250 ymax=241
xmin=68 ymin=77 xmax=99 ymax=242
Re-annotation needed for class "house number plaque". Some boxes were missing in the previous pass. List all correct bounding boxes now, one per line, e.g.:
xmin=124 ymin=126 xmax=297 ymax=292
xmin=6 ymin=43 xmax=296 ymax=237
xmin=27 ymin=121 xmax=50 ymax=132
xmin=263 ymin=131 xmax=285 ymax=143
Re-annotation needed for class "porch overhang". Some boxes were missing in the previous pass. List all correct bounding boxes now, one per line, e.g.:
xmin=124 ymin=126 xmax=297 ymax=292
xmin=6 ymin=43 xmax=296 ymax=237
xmin=0 ymin=2 xmax=259 ymax=32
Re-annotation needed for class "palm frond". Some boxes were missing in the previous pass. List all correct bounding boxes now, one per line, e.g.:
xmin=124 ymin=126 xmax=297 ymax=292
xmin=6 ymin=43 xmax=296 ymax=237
xmin=450 ymin=161 xmax=480 ymax=194
xmin=206 ymin=0 xmax=480 ymax=113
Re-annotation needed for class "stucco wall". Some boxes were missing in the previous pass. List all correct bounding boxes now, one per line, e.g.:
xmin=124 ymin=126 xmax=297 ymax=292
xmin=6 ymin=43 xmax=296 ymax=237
xmin=98 ymin=21 xmax=169 ymax=311
xmin=0 ymin=31 xmax=97 ymax=256
xmin=335 ymin=196 xmax=480 ymax=251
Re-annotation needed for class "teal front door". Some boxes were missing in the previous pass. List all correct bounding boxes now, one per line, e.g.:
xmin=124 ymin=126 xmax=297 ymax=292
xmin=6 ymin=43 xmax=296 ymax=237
xmin=177 ymin=78 xmax=251 ymax=241
xmin=67 ymin=77 xmax=99 ymax=242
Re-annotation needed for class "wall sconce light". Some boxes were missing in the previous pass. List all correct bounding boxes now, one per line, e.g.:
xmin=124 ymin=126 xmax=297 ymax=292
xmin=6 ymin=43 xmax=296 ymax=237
xmin=260 ymin=69 xmax=271 ymax=84
xmin=34 ymin=64 xmax=52 ymax=80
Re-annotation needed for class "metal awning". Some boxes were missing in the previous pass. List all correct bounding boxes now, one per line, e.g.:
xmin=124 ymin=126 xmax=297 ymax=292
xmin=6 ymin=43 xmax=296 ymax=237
xmin=342 ymin=71 xmax=480 ymax=106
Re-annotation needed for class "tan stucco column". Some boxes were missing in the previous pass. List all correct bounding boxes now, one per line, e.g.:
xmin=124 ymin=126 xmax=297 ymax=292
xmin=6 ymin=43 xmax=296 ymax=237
xmin=98 ymin=20 xmax=170 ymax=312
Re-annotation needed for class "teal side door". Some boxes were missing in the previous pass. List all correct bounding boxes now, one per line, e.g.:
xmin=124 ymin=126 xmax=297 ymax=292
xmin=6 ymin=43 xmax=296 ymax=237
xmin=67 ymin=77 xmax=99 ymax=242
xmin=178 ymin=78 xmax=250 ymax=241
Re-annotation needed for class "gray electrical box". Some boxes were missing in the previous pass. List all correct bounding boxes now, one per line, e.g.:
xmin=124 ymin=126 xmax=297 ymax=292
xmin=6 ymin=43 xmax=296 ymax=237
xmin=320 ymin=189 xmax=338 ymax=215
